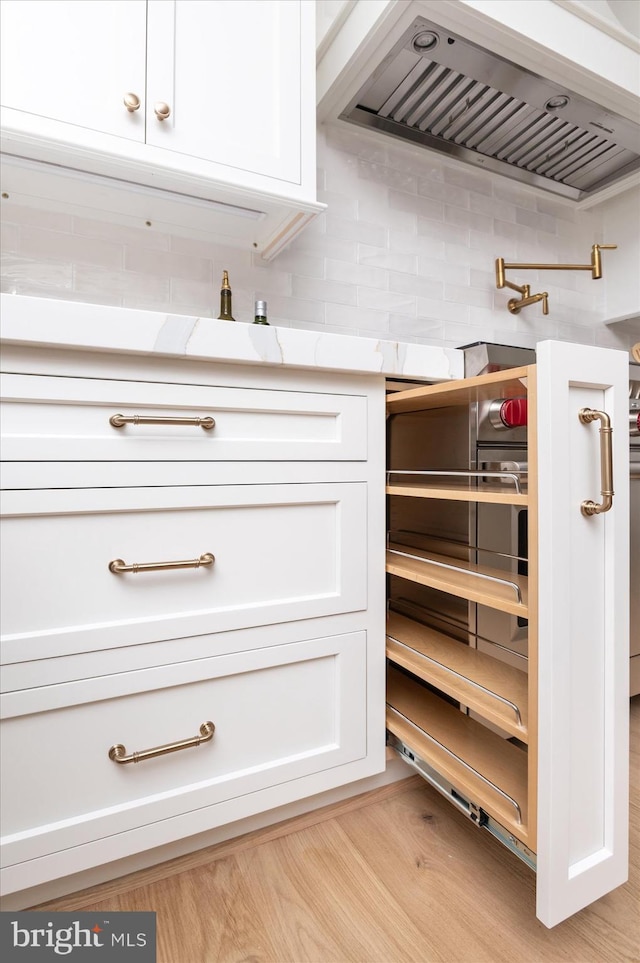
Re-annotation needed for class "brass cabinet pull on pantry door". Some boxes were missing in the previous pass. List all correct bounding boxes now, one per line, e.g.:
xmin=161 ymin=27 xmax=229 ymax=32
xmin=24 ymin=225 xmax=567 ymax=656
xmin=578 ymin=407 xmax=614 ymax=516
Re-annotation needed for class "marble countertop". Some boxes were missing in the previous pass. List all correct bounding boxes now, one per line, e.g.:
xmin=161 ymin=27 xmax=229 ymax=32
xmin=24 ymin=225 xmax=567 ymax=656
xmin=0 ymin=294 xmax=464 ymax=381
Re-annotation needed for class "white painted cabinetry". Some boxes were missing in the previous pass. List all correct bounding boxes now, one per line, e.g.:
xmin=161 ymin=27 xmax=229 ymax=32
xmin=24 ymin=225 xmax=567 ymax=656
xmin=0 ymin=302 xmax=630 ymax=930
xmin=0 ymin=0 xmax=147 ymax=141
xmin=0 ymin=344 xmax=386 ymax=898
xmin=0 ymin=0 xmax=323 ymax=257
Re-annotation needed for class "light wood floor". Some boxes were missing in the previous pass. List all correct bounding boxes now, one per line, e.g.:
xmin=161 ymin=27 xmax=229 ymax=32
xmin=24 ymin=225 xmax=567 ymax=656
xmin=34 ymin=697 xmax=640 ymax=963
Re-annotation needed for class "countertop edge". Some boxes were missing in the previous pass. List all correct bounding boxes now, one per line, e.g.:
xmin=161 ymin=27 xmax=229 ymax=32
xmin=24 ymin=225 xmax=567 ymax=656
xmin=0 ymin=294 xmax=464 ymax=381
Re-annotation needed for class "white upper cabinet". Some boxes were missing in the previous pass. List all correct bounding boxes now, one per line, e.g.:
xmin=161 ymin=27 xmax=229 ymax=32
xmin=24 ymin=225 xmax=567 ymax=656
xmin=0 ymin=0 xmax=147 ymax=141
xmin=0 ymin=0 xmax=323 ymax=258
xmin=146 ymin=0 xmax=303 ymax=184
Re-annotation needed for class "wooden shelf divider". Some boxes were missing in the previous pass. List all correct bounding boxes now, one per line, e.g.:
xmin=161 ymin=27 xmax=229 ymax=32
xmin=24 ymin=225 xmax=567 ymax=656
xmin=386 ymin=543 xmax=528 ymax=618
xmin=386 ymin=611 xmax=528 ymax=741
xmin=386 ymin=479 xmax=528 ymax=506
xmin=386 ymin=366 xmax=531 ymax=414
xmin=386 ymin=665 xmax=529 ymax=844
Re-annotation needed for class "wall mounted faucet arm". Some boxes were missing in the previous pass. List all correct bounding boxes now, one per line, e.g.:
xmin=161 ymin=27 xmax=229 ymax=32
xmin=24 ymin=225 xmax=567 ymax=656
xmin=495 ymin=244 xmax=616 ymax=315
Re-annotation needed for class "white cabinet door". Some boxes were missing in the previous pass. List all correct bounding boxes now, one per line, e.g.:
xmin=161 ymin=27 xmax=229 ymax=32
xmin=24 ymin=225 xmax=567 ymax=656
xmin=535 ymin=340 xmax=629 ymax=927
xmin=1 ymin=629 xmax=369 ymax=892
xmin=146 ymin=0 xmax=303 ymax=184
xmin=1 ymin=483 xmax=368 ymax=662
xmin=0 ymin=0 xmax=147 ymax=141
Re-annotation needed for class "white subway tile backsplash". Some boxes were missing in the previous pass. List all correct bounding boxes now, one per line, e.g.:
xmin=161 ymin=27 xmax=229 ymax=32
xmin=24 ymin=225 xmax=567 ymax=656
xmin=1 ymin=254 xmax=73 ymax=295
xmin=445 ymin=283 xmax=493 ymax=309
xmin=388 ymin=271 xmax=443 ymax=300
xmin=445 ymin=205 xmax=492 ymax=234
xmin=360 ymin=199 xmax=415 ymax=233
xmin=293 ymin=275 xmax=357 ymax=305
xmin=125 ymin=246 xmax=211 ymax=282
xmin=326 ymin=259 xmax=386 ymax=288
xmin=444 ymin=243 xmax=494 ymax=271
xmin=444 ymin=321 xmax=494 ymax=345
xmin=389 ymin=190 xmax=443 ymax=221
xmin=516 ymin=208 xmax=558 ymax=234
xmin=470 ymin=193 xmax=516 ymax=223
xmin=326 ymin=215 xmax=387 ymax=246
xmin=557 ymin=321 xmax=597 ymax=343
xmin=295 ymin=233 xmax=357 ymax=261
xmin=418 ymin=218 xmax=468 ymax=246
xmin=257 ymin=249 xmax=324 ymax=279
xmin=2 ymin=202 xmax=72 ymax=232
xmin=416 ymin=296 xmax=469 ymax=324
xmin=418 ymin=177 xmax=469 ymax=207
xmin=493 ymin=219 xmax=531 ymax=244
xmin=317 ymin=190 xmax=358 ymax=218
xmin=0 ymin=124 xmax=613 ymax=351
xmin=325 ymin=302 xmax=389 ymax=332
xmin=170 ymin=278 xmax=217 ymax=309
xmin=265 ymin=294 xmax=325 ymax=324
xmin=536 ymin=196 xmax=577 ymax=222
xmin=492 ymin=182 xmax=537 ymax=210
xmin=358 ymin=287 xmax=415 ymax=314
xmin=444 ymin=166 xmax=493 ymax=196
xmin=74 ymin=265 xmax=170 ymax=301
xmin=389 ymin=314 xmax=445 ymax=340
xmin=1 ymin=221 xmax=19 ymax=252
xmin=358 ymin=246 xmax=417 ymax=274
xmin=19 ymin=226 xmax=123 ymax=269
xmin=389 ymin=230 xmax=444 ymax=259
xmin=470 ymin=306 xmax=518 ymax=332
xmin=515 ymin=315 xmax=559 ymax=339
xmin=358 ymin=160 xmax=418 ymax=194
xmin=470 ymin=268 xmax=496 ymax=290
xmin=418 ymin=257 xmax=469 ymax=286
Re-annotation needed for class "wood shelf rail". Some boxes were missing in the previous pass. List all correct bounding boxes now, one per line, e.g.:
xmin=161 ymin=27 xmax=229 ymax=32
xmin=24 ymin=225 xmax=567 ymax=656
xmin=386 ymin=666 xmax=529 ymax=843
xmin=386 ymin=611 xmax=528 ymax=741
xmin=387 ymin=469 xmax=528 ymax=506
xmin=386 ymin=543 xmax=529 ymax=618
xmin=386 ymin=366 xmax=532 ymax=415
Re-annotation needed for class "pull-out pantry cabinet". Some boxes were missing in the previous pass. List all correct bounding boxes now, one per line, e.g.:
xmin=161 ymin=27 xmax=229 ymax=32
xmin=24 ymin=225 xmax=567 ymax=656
xmin=0 ymin=327 xmax=630 ymax=929
xmin=385 ymin=340 xmax=629 ymax=928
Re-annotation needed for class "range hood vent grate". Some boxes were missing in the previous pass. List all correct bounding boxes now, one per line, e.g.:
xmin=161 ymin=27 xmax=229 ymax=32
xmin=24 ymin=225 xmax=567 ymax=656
xmin=340 ymin=18 xmax=640 ymax=200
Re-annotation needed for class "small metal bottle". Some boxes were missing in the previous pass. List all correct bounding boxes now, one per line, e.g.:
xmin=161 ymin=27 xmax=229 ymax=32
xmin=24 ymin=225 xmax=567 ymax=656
xmin=253 ymin=299 xmax=269 ymax=325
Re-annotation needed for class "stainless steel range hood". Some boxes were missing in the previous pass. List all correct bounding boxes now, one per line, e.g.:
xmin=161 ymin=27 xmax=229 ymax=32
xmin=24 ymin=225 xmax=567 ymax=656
xmin=339 ymin=16 xmax=640 ymax=201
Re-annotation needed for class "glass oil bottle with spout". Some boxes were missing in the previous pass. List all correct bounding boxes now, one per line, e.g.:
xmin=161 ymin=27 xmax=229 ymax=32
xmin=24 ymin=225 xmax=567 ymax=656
xmin=218 ymin=270 xmax=236 ymax=321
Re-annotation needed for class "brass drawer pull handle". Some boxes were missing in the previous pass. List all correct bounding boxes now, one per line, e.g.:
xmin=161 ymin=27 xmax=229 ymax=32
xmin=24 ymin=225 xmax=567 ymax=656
xmin=109 ymin=721 xmax=215 ymax=765
xmin=109 ymin=552 xmax=215 ymax=574
xmin=110 ymin=413 xmax=215 ymax=429
xmin=578 ymin=407 xmax=614 ymax=516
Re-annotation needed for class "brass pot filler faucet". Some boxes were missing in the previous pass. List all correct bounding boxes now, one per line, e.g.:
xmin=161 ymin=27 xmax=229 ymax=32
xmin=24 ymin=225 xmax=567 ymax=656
xmin=495 ymin=243 xmax=617 ymax=315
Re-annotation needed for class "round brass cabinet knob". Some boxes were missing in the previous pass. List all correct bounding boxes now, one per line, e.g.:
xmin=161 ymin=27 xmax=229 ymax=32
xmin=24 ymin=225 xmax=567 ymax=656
xmin=154 ymin=101 xmax=171 ymax=121
xmin=123 ymin=92 xmax=141 ymax=112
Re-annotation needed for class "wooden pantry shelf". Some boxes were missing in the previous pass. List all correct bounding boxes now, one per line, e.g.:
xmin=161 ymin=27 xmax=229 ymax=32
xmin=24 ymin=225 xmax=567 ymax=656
xmin=386 ymin=366 xmax=531 ymax=414
xmin=386 ymin=543 xmax=529 ymax=618
xmin=386 ymin=478 xmax=528 ymax=506
xmin=386 ymin=611 xmax=528 ymax=741
xmin=386 ymin=665 xmax=529 ymax=844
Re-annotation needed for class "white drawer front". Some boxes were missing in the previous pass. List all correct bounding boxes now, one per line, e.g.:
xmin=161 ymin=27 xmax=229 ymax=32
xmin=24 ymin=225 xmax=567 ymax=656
xmin=0 ymin=373 xmax=367 ymax=462
xmin=0 ymin=631 xmax=366 ymax=877
xmin=1 ymin=484 xmax=367 ymax=662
